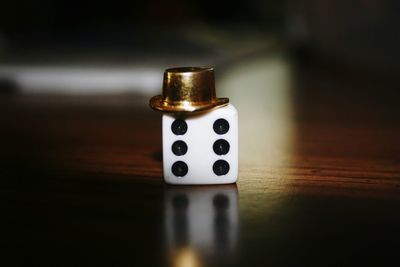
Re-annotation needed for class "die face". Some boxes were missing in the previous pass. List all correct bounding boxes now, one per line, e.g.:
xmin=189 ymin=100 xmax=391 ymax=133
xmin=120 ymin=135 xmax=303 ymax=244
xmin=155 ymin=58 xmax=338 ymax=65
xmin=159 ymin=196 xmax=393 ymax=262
xmin=162 ymin=104 xmax=238 ymax=185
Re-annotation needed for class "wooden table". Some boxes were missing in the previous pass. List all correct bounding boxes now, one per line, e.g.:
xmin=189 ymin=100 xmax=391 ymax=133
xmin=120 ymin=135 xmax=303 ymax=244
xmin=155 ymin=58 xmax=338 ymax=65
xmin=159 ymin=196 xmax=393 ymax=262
xmin=2 ymin=62 xmax=400 ymax=266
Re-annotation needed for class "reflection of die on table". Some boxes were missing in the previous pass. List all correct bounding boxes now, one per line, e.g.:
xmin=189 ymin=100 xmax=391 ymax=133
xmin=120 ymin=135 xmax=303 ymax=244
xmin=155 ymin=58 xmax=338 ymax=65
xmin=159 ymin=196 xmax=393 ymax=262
xmin=150 ymin=67 xmax=238 ymax=185
xmin=164 ymin=184 xmax=239 ymax=256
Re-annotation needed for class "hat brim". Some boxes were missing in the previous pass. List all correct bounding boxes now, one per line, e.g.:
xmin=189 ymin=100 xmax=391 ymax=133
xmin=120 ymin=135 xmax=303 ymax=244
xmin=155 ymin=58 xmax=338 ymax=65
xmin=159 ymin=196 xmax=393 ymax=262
xmin=149 ymin=95 xmax=229 ymax=113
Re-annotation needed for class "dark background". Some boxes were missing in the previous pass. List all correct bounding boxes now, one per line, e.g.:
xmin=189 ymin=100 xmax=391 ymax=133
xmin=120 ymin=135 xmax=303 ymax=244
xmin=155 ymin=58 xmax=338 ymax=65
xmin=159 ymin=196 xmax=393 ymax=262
xmin=1 ymin=0 xmax=399 ymax=70
xmin=1 ymin=1 xmax=400 ymax=267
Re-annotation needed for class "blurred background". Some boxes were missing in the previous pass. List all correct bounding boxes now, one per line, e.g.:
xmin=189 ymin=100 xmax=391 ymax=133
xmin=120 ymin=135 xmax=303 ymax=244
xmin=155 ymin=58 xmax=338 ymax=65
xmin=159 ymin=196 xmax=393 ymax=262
xmin=1 ymin=0 xmax=399 ymax=96
xmin=2 ymin=1 xmax=400 ymax=266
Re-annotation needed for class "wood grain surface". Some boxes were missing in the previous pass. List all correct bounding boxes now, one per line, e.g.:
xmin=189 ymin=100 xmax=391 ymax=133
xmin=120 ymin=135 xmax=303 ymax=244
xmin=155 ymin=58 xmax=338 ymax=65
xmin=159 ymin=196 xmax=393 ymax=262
xmin=1 ymin=63 xmax=400 ymax=266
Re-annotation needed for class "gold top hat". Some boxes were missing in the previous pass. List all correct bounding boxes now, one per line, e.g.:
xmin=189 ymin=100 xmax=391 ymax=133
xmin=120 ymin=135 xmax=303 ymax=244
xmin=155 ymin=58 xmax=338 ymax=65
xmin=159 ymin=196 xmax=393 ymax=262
xmin=149 ymin=67 xmax=229 ymax=113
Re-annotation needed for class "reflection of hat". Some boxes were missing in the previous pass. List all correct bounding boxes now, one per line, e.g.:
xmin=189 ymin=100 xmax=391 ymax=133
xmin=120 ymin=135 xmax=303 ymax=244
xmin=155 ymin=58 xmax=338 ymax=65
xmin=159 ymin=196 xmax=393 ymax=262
xmin=150 ymin=67 xmax=229 ymax=113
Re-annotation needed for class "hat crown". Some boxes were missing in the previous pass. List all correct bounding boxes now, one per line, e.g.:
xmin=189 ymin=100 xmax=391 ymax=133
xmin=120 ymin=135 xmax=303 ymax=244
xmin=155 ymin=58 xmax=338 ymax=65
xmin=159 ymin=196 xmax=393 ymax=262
xmin=149 ymin=66 xmax=228 ymax=113
xmin=162 ymin=67 xmax=216 ymax=105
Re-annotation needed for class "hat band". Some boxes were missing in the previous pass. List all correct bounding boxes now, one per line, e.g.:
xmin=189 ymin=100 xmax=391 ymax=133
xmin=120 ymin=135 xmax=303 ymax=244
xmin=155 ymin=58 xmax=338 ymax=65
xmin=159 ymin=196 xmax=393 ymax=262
xmin=161 ymin=98 xmax=219 ymax=106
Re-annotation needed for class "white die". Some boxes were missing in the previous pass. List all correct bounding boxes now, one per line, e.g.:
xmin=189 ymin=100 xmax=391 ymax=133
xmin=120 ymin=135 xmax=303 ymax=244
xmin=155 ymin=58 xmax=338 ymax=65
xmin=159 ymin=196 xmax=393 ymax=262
xmin=162 ymin=103 xmax=238 ymax=185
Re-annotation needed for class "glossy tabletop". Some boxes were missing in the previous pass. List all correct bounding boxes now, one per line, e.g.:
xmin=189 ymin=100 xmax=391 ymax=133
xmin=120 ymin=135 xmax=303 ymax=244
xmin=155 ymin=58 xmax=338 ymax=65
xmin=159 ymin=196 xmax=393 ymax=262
xmin=2 ymin=60 xmax=400 ymax=266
